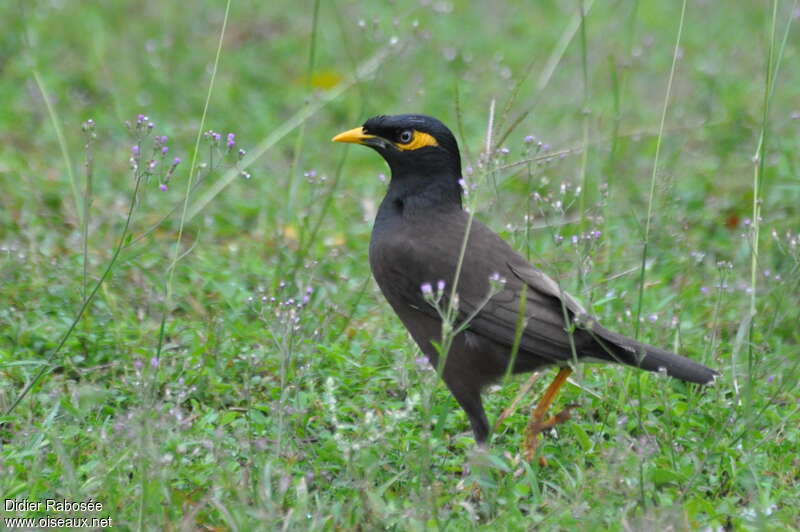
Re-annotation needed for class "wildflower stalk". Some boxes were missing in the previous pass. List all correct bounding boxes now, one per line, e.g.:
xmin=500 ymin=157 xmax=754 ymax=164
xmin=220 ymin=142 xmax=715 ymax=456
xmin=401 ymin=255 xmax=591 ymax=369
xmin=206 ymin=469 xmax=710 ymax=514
xmin=289 ymin=151 xmax=347 ymax=279
xmin=143 ymin=2 xmax=230 ymax=529
xmin=4 ymin=158 xmax=146 ymax=416
xmin=432 ymin=101 xmax=497 ymax=376
xmin=433 ymin=101 xmax=497 ymax=375
xmin=448 ymin=99 xmax=495 ymax=316
xmin=283 ymin=0 xmax=323 ymax=285
xmin=284 ymin=0 xmax=321 ymax=227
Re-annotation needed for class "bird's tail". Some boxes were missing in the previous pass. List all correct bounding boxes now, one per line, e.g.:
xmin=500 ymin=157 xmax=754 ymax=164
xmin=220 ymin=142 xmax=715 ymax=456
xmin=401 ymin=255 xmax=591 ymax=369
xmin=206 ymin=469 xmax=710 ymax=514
xmin=588 ymin=326 xmax=719 ymax=385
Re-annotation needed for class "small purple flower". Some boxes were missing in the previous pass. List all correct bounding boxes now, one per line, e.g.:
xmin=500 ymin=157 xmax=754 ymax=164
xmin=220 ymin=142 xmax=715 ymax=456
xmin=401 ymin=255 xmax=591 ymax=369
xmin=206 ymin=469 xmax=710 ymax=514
xmin=150 ymin=357 xmax=159 ymax=368
xmin=134 ymin=359 xmax=143 ymax=370
xmin=524 ymin=135 xmax=535 ymax=144
xmin=542 ymin=143 xmax=551 ymax=152
xmin=700 ymin=286 xmax=709 ymax=295
xmin=227 ymin=133 xmax=236 ymax=148
xmin=498 ymin=147 xmax=509 ymax=155
xmin=212 ymin=132 xmax=221 ymax=143
xmin=436 ymin=280 xmax=445 ymax=292
xmin=131 ymin=145 xmax=140 ymax=157
xmin=161 ymin=146 xmax=169 ymax=155
xmin=648 ymin=314 xmax=658 ymax=323
xmin=159 ymin=183 xmax=168 ymax=191
xmin=172 ymin=157 xmax=182 ymax=166
xmin=137 ymin=114 xmax=147 ymax=124
xmin=489 ymin=272 xmax=506 ymax=286
xmin=421 ymin=283 xmax=433 ymax=295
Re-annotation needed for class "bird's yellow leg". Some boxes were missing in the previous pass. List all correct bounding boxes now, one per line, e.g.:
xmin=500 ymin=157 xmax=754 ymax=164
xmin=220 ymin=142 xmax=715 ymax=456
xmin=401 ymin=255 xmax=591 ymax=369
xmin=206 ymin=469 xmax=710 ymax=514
xmin=524 ymin=367 xmax=574 ymax=464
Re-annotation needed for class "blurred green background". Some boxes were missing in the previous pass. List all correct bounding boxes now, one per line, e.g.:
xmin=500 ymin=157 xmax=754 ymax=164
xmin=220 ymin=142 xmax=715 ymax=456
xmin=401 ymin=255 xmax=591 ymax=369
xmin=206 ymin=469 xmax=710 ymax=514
xmin=1 ymin=1 xmax=798 ymax=529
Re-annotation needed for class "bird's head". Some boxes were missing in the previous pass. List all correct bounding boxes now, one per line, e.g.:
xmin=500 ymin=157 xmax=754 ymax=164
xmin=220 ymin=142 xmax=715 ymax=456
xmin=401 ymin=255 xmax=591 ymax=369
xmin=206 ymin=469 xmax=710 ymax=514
xmin=332 ymin=114 xmax=462 ymax=182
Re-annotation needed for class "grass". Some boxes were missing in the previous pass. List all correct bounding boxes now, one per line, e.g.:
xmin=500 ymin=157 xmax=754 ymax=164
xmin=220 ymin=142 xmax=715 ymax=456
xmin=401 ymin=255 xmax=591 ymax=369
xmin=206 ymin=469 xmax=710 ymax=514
xmin=1 ymin=0 xmax=799 ymax=530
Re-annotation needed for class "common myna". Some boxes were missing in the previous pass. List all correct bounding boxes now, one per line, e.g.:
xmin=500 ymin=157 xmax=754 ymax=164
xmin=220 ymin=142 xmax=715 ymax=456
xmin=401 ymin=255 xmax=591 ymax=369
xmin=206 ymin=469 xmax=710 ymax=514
xmin=333 ymin=114 xmax=718 ymax=457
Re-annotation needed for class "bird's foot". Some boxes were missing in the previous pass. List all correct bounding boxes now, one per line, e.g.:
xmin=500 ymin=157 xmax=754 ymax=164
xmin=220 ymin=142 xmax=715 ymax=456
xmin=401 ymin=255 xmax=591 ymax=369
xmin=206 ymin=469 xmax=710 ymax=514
xmin=523 ymin=404 xmax=578 ymax=465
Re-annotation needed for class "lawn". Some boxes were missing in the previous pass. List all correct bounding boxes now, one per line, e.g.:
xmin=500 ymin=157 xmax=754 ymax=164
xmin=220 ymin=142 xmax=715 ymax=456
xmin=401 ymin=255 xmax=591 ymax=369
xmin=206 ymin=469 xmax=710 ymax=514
xmin=1 ymin=0 xmax=799 ymax=530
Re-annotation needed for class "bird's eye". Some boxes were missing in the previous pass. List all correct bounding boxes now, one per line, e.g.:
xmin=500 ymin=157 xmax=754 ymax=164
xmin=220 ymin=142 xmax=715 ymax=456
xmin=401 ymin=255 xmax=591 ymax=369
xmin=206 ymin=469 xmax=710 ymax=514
xmin=398 ymin=130 xmax=413 ymax=143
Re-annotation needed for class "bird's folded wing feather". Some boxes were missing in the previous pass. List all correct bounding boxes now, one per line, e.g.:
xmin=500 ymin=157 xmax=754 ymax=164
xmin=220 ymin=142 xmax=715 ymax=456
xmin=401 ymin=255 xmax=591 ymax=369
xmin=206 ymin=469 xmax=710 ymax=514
xmin=380 ymin=218 xmax=592 ymax=362
xmin=458 ymin=262 xmax=590 ymax=362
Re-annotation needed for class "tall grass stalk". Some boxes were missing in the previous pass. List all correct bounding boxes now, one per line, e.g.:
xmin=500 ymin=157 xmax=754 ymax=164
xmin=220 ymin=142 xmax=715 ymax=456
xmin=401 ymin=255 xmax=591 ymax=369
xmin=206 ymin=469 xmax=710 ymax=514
xmin=153 ymin=0 xmax=231 ymax=367
xmin=184 ymin=48 xmax=392 ymax=222
xmin=633 ymin=0 xmax=686 ymax=338
xmin=31 ymin=70 xmax=82 ymax=224
xmin=576 ymin=0 xmax=591 ymax=233
xmin=496 ymin=0 xmax=596 ymax=147
xmin=601 ymin=55 xmax=621 ymax=273
xmin=631 ymin=0 xmax=687 ymax=509
xmin=81 ymin=124 xmax=95 ymax=301
xmin=746 ymin=0 xmax=779 ymax=420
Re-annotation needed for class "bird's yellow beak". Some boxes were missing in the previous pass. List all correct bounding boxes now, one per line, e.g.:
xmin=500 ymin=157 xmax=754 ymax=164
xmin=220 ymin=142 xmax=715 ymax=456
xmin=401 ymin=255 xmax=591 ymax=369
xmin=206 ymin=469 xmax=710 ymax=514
xmin=331 ymin=126 xmax=376 ymax=144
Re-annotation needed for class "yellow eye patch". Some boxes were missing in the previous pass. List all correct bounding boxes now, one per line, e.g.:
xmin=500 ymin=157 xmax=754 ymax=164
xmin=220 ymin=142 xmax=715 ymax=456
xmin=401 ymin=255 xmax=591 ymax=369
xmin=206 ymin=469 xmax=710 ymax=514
xmin=395 ymin=130 xmax=439 ymax=151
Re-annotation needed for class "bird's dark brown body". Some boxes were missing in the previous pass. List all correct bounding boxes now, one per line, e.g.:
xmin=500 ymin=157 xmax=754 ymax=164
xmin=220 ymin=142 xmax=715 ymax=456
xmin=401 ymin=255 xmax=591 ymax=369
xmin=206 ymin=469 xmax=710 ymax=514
xmin=369 ymin=205 xmax=550 ymax=441
xmin=334 ymin=114 xmax=718 ymax=445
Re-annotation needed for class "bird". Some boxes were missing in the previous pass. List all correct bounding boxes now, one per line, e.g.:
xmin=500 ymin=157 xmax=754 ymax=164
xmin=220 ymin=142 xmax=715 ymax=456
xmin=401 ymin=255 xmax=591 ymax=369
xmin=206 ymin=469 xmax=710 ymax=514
xmin=332 ymin=114 xmax=718 ymax=459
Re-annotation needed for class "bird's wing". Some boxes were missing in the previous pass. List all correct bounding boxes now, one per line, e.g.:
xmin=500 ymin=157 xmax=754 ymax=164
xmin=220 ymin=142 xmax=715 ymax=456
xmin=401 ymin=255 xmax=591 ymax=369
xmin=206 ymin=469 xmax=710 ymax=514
xmin=378 ymin=214 xmax=592 ymax=362
xmin=458 ymin=259 xmax=592 ymax=363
